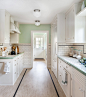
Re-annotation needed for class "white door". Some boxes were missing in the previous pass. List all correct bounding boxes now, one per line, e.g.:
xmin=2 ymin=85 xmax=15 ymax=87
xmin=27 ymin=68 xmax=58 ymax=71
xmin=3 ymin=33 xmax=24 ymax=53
xmin=34 ymin=37 xmax=44 ymax=58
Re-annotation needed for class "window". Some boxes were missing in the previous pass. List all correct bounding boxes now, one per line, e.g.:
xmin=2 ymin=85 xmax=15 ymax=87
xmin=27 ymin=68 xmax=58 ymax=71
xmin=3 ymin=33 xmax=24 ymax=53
xmin=36 ymin=38 xmax=43 ymax=48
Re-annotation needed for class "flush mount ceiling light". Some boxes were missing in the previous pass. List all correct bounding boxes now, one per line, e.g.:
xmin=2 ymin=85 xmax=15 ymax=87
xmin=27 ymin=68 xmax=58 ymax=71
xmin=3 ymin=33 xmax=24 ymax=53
xmin=35 ymin=20 xmax=40 ymax=26
xmin=33 ymin=9 xmax=41 ymax=17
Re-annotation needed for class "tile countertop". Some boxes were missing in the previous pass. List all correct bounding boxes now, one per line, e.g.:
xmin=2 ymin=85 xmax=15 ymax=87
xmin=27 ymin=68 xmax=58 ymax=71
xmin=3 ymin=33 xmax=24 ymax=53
xmin=0 ymin=52 xmax=24 ymax=59
xmin=58 ymin=55 xmax=86 ymax=76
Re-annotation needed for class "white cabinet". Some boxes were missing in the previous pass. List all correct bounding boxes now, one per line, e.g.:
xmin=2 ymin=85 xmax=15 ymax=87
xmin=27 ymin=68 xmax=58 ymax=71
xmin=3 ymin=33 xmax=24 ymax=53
xmin=72 ymin=77 xmax=85 ymax=97
xmin=10 ymin=33 xmax=19 ymax=43
xmin=13 ymin=57 xmax=18 ymax=83
xmin=0 ymin=53 xmax=24 ymax=85
xmin=71 ymin=67 xmax=86 ymax=97
xmin=65 ymin=8 xmax=74 ymax=42
xmin=58 ymin=58 xmax=86 ymax=97
xmin=0 ymin=9 xmax=10 ymax=43
xmin=13 ymin=54 xmax=24 ymax=84
xmin=65 ymin=3 xmax=86 ymax=43
xmin=51 ymin=14 xmax=65 ymax=78
xmin=58 ymin=59 xmax=71 ymax=97
xmin=57 ymin=14 xmax=65 ymax=43
xmin=51 ymin=16 xmax=57 ymax=78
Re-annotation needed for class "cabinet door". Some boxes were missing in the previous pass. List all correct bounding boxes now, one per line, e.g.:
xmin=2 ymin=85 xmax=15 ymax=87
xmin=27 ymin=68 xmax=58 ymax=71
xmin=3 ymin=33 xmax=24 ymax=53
xmin=66 ymin=8 xmax=74 ymax=42
xmin=51 ymin=23 xmax=57 ymax=78
xmin=62 ymin=71 xmax=71 ymax=97
xmin=5 ymin=11 xmax=10 ymax=43
xmin=72 ymin=77 xmax=85 ymax=97
xmin=13 ymin=58 xmax=18 ymax=83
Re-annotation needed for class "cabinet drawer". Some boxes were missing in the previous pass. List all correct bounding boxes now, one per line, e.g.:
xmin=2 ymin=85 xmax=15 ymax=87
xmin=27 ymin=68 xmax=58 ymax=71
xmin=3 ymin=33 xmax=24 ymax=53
xmin=64 ymin=62 xmax=71 ymax=73
xmin=58 ymin=59 xmax=62 ymax=65
xmin=14 ymin=71 xmax=17 ymax=83
xmin=58 ymin=62 xmax=63 ymax=74
xmin=13 ymin=58 xmax=17 ymax=65
xmin=58 ymin=58 xmax=71 ymax=73
xmin=13 ymin=63 xmax=17 ymax=73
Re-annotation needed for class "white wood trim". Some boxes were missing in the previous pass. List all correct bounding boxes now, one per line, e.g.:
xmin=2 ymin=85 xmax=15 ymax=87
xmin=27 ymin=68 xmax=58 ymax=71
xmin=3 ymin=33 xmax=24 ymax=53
xmin=31 ymin=31 xmax=49 ymax=68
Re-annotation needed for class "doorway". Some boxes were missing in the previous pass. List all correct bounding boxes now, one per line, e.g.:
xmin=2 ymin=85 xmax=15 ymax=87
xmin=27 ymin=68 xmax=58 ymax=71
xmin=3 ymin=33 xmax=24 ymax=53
xmin=31 ymin=31 xmax=49 ymax=68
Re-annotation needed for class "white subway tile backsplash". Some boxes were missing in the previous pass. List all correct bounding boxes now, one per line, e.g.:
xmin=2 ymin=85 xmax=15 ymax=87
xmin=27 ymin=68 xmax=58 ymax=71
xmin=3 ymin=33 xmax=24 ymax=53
xmin=58 ymin=43 xmax=86 ymax=57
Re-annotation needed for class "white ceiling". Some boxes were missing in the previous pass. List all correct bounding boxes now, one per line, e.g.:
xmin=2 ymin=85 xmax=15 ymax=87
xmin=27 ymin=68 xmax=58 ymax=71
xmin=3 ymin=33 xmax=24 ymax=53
xmin=0 ymin=0 xmax=82 ymax=24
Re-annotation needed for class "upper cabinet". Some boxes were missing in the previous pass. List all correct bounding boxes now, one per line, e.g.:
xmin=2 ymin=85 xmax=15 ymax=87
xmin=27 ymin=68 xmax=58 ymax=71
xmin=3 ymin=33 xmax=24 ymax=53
xmin=65 ymin=7 xmax=75 ymax=42
xmin=65 ymin=3 xmax=86 ymax=43
xmin=57 ymin=14 xmax=65 ymax=43
xmin=0 ymin=10 xmax=10 ymax=43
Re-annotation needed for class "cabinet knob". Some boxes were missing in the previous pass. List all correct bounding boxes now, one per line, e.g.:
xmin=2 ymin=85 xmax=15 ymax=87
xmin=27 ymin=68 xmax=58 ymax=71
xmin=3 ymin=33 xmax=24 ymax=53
xmin=15 ymin=60 xmax=16 ymax=61
xmin=66 ymin=66 xmax=68 ymax=68
xmin=15 ymin=72 xmax=16 ymax=74
xmin=15 ymin=64 xmax=16 ymax=66
xmin=59 ymin=74 xmax=61 ymax=76
xmin=79 ymin=87 xmax=84 ymax=92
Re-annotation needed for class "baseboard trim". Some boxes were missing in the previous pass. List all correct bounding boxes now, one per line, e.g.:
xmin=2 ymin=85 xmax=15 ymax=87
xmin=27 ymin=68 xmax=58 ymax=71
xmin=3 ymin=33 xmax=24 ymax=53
xmin=13 ymin=69 xmax=27 ymax=97
xmin=48 ymin=69 xmax=59 ymax=97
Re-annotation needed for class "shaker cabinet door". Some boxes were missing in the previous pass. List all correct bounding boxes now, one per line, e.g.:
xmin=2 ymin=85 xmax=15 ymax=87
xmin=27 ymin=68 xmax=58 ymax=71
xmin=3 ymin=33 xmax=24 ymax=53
xmin=71 ymin=77 xmax=85 ymax=97
xmin=66 ymin=8 xmax=74 ymax=43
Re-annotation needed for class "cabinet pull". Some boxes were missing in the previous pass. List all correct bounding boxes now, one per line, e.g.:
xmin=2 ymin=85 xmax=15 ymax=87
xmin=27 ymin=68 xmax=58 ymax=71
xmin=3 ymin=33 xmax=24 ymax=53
xmin=60 ymin=66 xmax=61 ymax=68
xmin=79 ymin=87 xmax=84 ymax=92
xmin=15 ymin=64 xmax=16 ymax=66
xmin=15 ymin=60 xmax=16 ymax=61
xmin=15 ymin=72 xmax=16 ymax=74
xmin=66 ymin=66 xmax=68 ymax=68
xmin=59 ymin=74 xmax=61 ymax=76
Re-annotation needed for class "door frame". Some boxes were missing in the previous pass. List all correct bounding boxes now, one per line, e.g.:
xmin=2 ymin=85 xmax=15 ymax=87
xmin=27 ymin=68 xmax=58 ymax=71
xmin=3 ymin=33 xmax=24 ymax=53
xmin=31 ymin=31 xmax=49 ymax=68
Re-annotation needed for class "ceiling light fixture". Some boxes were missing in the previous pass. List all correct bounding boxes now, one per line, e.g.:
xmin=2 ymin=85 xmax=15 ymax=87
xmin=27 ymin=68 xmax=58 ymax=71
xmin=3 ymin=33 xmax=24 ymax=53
xmin=33 ymin=9 xmax=41 ymax=17
xmin=35 ymin=20 xmax=40 ymax=26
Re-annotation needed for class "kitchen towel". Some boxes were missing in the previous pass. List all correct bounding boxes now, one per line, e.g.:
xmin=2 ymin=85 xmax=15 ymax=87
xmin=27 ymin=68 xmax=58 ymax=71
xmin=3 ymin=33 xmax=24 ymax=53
xmin=62 ymin=68 xmax=67 ymax=85
xmin=4 ymin=62 xmax=10 ymax=74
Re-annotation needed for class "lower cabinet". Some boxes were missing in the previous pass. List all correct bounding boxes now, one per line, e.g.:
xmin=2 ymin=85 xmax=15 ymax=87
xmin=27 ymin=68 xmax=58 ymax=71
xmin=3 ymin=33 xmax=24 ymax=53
xmin=58 ymin=58 xmax=86 ymax=97
xmin=71 ymin=78 xmax=85 ymax=97
xmin=71 ymin=67 xmax=85 ymax=97
xmin=0 ymin=53 xmax=24 ymax=85
xmin=13 ymin=54 xmax=24 ymax=84
xmin=58 ymin=59 xmax=71 ymax=97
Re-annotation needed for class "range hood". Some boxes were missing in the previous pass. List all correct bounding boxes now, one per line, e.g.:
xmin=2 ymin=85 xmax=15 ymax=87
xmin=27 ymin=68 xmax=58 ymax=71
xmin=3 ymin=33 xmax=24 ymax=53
xmin=10 ymin=22 xmax=21 ymax=34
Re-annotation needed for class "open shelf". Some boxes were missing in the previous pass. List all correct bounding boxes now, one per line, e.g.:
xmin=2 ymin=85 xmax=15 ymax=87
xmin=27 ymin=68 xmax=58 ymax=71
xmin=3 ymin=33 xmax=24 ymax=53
xmin=77 ymin=7 xmax=86 ymax=16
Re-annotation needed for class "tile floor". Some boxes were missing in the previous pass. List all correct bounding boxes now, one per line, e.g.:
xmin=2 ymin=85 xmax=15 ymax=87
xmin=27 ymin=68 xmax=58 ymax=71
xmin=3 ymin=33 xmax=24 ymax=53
xmin=16 ymin=61 xmax=57 ymax=97
xmin=0 ymin=60 xmax=65 ymax=97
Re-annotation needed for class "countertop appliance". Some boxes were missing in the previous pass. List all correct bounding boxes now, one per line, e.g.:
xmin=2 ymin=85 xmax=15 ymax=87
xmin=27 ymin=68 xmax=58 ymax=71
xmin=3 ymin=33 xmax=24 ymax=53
xmin=11 ymin=46 xmax=15 ymax=55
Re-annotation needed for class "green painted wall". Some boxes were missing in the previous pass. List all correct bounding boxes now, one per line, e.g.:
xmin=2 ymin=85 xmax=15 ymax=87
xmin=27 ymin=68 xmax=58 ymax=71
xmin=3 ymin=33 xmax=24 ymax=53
xmin=84 ymin=0 xmax=86 ymax=6
xmin=19 ymin=24 xmax=51 ymax=44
